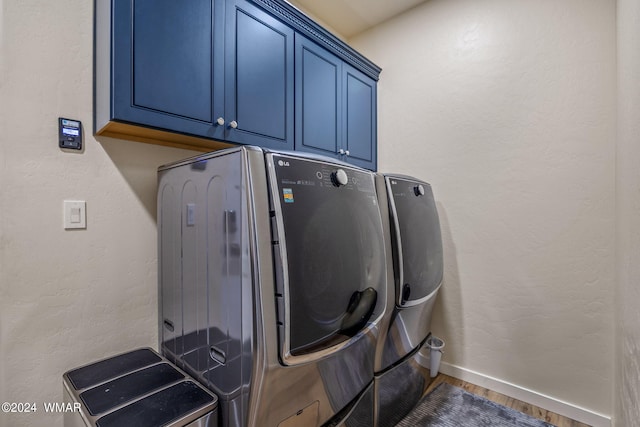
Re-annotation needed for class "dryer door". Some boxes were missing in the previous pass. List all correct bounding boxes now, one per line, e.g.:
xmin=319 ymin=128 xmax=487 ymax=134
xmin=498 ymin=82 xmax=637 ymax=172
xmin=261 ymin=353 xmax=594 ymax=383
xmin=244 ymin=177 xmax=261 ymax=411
xmin=268 ymin=154 xmax=386 ymax=364
xmin=386 ymin=177 xmax=443 ymax=307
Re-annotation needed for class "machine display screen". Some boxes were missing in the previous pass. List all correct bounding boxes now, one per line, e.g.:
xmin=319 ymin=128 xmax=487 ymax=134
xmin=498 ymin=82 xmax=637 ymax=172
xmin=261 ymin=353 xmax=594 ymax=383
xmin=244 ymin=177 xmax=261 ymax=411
xmin=62 ymin=128 xmax=80 ymax=136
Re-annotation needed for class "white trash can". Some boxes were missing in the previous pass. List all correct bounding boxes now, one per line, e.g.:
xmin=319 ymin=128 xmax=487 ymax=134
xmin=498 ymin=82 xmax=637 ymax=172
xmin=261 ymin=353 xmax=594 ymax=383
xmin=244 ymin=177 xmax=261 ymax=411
xmin=425 ymin=336 xmax=445 ymax=378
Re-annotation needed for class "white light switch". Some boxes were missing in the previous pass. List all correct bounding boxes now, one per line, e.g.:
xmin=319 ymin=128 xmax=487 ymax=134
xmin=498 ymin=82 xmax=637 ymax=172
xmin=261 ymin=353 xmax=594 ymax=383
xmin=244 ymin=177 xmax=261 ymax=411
xmin=70 ymin=207 xmax=81 ymax=223
xmin=64 ymin=200 xmax=86 ymax=229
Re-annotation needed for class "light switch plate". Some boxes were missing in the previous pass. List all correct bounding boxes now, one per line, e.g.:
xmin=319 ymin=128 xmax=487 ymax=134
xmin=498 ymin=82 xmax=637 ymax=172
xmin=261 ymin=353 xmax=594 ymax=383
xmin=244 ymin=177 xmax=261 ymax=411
xmin=64 ymin=200 xmax=86 ymax=229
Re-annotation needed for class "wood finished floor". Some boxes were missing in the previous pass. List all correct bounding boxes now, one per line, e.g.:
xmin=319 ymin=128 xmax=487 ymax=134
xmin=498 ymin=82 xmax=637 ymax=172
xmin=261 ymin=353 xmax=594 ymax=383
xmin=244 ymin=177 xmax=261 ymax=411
xmin=424 ymin=374 xmax=591 ymax=427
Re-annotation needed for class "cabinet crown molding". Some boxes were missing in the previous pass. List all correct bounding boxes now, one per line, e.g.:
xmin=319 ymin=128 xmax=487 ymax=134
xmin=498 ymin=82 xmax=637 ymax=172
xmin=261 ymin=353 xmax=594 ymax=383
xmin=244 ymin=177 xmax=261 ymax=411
xmin=251 ymin=0 xmax=382 ymax=81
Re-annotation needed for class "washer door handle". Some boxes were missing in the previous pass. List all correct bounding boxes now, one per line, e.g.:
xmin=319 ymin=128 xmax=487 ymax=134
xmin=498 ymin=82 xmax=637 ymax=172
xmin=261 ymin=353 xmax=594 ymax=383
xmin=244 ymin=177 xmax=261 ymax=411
xmin=339 ymin=287 xmax=377 ymax=336
xmin=401 ymin=283 xmax=411 ymax=305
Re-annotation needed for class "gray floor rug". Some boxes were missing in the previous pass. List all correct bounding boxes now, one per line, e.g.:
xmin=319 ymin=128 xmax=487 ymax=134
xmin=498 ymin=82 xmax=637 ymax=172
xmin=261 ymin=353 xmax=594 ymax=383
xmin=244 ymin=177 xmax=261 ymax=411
xmin=396 ymin=383 xmax=556 ymax=427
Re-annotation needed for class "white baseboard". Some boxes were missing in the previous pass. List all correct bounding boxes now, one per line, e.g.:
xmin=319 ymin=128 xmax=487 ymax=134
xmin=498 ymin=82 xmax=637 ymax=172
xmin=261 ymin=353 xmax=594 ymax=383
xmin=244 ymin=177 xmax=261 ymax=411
xmin=438 ymin=362 xmax=612 ymax=427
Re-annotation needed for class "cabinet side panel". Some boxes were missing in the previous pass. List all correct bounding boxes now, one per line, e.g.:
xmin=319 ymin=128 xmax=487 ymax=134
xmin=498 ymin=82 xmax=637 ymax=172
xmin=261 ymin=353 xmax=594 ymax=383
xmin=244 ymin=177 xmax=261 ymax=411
xmin=95 ymin=0 xmax=112 ymax=132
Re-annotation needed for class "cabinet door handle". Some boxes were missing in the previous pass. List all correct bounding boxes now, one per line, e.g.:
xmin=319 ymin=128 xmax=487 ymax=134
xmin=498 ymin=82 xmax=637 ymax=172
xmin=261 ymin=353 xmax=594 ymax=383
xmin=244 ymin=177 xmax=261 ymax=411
xmin=338 ymin=149 xmax=345 ymax=155
xmin=229 ymin=120 xmax=238 ymax=129
xmin=345 ymin=150 xmax=350 ymax=156
xmin=216 ymin=117 xmax=225 ymax=126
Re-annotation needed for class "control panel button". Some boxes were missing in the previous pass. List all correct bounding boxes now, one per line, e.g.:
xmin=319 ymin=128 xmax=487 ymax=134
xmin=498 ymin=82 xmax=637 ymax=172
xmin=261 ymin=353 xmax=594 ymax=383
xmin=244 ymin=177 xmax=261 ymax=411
xmin=414 ymin=184 xmax=425 ymax=196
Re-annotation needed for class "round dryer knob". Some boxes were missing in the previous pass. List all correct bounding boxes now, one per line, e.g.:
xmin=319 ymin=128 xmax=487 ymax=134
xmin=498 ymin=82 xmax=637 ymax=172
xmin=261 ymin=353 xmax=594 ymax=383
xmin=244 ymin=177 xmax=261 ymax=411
xmin=414 ymin=184 xmax=425 ymax=196
xmin=331 ymin=169 xmax=349 ymax=187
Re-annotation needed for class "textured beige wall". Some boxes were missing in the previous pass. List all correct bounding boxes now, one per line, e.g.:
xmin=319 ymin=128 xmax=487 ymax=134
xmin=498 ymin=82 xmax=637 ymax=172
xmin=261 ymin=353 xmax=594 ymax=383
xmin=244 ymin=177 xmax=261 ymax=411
xmin=615 ymin=0 xmax=640 ymax=425
xmin=350 ymin=0 xmax=615 ymax=418
xmin=0 ymin=1 xmax=198 ymax=426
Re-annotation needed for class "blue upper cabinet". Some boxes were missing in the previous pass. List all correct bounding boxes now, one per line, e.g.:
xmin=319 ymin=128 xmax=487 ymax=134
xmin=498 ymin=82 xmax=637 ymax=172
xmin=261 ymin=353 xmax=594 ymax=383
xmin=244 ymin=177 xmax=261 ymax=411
xmin=97 ymin=0 xmax=227 ymax=146
xmin=295 ymin=35 xmax=342 ymax=159
xmin=96 ymin=0 xmax=380 ymax=167
xmin=342 ymin=64 xmax=377 ymax=170
xmin=295 ymin=36 xmax=377 ymax=170
xmin=97 ymin=0 xmax=293 ymax=150
xmin=225 ymin=0 xmax=294 ymax=150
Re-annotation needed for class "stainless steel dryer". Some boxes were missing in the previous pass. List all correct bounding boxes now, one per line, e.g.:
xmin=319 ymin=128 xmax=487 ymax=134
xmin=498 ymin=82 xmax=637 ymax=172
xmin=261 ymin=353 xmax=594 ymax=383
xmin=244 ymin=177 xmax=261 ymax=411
xmin=373 ymin=174 xmax=444 ymax=427
xmin=157 ymin=146 xmax=388 ymax=427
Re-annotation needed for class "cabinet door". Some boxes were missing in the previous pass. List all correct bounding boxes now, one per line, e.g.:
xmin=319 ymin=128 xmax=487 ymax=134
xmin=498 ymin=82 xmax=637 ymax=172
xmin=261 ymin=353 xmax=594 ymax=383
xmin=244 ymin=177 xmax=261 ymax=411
xmin=342 ymin=64 xmax=377 ymax=170
xmin=112 ymin=0 xmax=225 ymax=140
xmin=294 ymin=35 xmax=342 ymax=160
xmin=224 ymin=0 xmax=294 ymax=150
